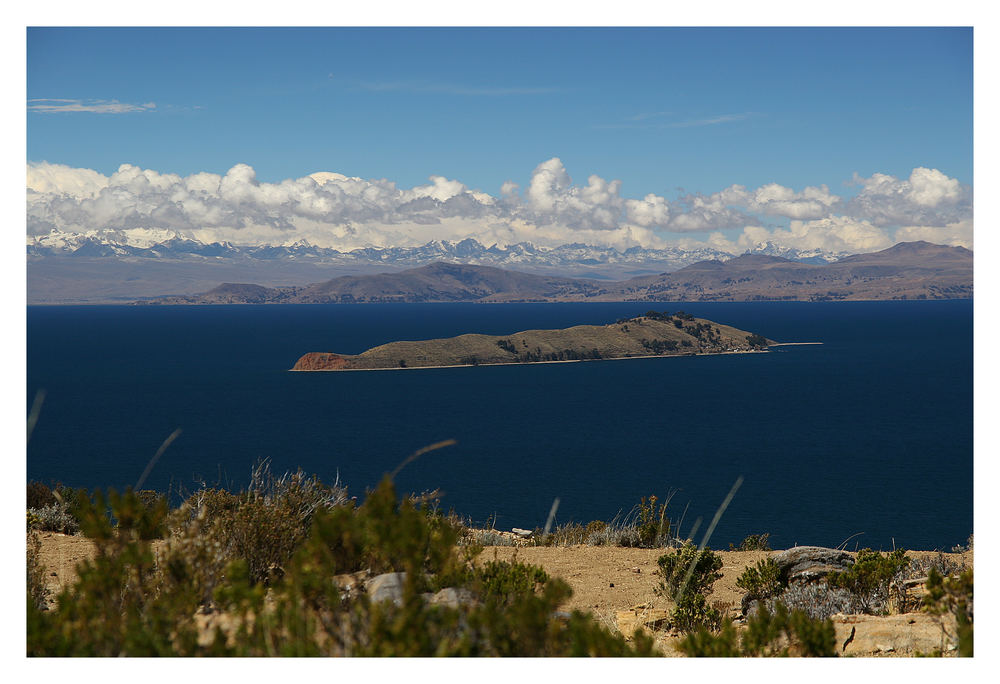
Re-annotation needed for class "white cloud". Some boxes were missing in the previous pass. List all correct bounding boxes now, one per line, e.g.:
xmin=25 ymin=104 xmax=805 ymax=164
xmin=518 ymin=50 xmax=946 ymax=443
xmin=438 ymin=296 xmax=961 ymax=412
xmin=359 ymin=81 xmax=559 ymax=96
xmin=665 ymin=191 xmax=749 ymax=232
xmin=699 ymin=216 xmax=896 ymax=256
xmin=28 ymin=99 xmax=157 ymax=114
xmin=27 ymin=162 xmax=108 ymax=199
xmin=625 ymin=194 xmax=671 ymax=228
xmin=522 ymin=158 xmax=625 ymax=230
xmin=894 ymin=219 xmax=973 ymax=249
xmin=665 ymin=112 xmax=753 ymax=128
xmin=847 ymin=167 xmax=970 ymax=226
xmin=25 ymin=160 xmax=973 ymax=254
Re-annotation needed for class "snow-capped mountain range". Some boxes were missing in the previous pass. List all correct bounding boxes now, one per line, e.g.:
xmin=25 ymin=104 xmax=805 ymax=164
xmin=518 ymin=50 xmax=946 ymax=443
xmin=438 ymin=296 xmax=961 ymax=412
xmin=27 ymin=231 xmax=848 ymax=271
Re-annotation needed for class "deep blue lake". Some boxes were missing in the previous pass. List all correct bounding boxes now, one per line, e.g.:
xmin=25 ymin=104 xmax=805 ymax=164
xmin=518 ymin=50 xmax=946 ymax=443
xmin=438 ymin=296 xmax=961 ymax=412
xmin=26 ymin=300 xmax=973 ymax=551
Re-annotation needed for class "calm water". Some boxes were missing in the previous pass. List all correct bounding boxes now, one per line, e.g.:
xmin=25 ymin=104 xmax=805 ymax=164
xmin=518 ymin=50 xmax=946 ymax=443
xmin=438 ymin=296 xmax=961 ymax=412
xmin=26 ymin=301 xmax=973 ymax=550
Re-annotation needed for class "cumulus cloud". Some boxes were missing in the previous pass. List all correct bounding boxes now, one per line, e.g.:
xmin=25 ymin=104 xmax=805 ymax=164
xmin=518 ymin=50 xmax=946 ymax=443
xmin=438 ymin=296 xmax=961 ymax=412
xmin=521 ymin=158 xmax=626 ymax=230
xmin=894 ymin=219 xmax=973 ymax=249
xmin=27 ymin=162 xmax=108 ymax=199
xmin=25 ymin=159 xmax=973 ymax=253
xmin=846 ymin=167 xmax=971 ymax=227
xmin=736 ymin=217 xmax=895 ymax=254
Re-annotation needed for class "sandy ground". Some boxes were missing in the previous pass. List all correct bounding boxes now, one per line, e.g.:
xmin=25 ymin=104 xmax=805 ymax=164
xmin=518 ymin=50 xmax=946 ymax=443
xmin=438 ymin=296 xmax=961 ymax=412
xmin=32 ymin=533 xmax=972 ymax=656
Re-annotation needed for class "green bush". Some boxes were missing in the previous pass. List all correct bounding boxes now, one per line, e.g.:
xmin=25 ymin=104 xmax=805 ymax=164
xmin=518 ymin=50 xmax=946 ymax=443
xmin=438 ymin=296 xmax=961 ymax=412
xmin=671 ymin=593 xmax=722 ymax=633
xmin=826 ymin=548 xmax=909 ymax=614
xmin=736 ymin=557 xmax=782 ymax=614
xmin=636 ymin=495 xmax=670 ymax=548
xmin=656 ymin=543 xmax=723 ymax=600
xmin=923 ymin=568 xmax=973 ymax=657
xmin=731 ymin=533 xmax=771 ymax=551
xmin=28 ymin=474 xmax=659 ymax=656
xmin=28 ymin=488 xmax=195 ymax=656
xmin=680 ymin=603 xmax=837 ymax=657
xmin=655 ymin=543 xmax=724 ymax=632
xmin=172 ymin=464 xmax=351 ymax=586
xmin=208 ymin=495 xmax=307 ymax=585
xmin=473 ymin=559 xmax=549 ymax=607
xmin=27 ymin=531 xmax=49 ymax=612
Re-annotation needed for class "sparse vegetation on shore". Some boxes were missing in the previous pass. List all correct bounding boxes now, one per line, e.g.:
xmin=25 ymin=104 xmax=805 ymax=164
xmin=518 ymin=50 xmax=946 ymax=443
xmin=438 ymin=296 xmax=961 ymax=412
xmin=26 ymin=469 xmax=973 ymax=657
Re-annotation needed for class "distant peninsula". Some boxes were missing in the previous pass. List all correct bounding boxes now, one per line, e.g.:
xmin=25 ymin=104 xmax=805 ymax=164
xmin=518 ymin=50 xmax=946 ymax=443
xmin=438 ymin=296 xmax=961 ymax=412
xmin=291 ymin=311 xmax=775 ymax=371
xmin=146 ymin=241 xmax=972 ymax=306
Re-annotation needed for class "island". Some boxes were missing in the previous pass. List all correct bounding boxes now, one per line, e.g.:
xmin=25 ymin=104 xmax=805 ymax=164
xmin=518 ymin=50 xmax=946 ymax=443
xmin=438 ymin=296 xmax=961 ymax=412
xmin=291 ymin=311 xmax=776 ymax=371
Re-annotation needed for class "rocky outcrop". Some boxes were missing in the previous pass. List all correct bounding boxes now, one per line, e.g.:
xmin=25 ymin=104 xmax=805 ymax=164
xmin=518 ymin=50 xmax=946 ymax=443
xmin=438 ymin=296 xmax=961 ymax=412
xmin=292 ymin=352 xmax=352 ymax=371
xmin=771 ymin=546 xmax=854 ymax=584
xmin=365 ymin=572 xmax=407 ymax=606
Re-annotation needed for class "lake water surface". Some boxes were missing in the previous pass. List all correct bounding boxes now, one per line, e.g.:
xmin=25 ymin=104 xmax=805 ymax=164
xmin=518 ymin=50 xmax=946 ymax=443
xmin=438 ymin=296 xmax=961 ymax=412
xmin=26 ymin=300 xmax=973 ymax=550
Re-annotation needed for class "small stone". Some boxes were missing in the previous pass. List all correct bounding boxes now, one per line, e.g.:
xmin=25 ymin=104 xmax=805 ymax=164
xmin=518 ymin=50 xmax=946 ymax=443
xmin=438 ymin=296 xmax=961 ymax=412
xmin=631 ymin=567 xmax=641 ymax=573
xmin=365 ymin=572 xmax=407 ymax=606
xmin=511 ymin=527 xmax=533 ymax=538
xmin=428 ymin=587 xmax=478 ymax=608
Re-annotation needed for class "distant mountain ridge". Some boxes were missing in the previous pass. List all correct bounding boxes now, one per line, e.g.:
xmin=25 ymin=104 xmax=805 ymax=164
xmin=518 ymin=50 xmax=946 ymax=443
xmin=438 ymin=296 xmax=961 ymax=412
xmin=27 ymin=232 xmax=848 ymax=271
xmin=149 ymin=241 xmax=972 ymax=304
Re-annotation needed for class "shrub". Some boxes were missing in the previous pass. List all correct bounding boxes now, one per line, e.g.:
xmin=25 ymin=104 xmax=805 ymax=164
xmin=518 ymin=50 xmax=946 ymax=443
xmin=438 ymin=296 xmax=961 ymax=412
xmin=680 ymin=604 xmax=837 ymax=657
xmin=27 ymin=481 xmax=56 ymax=509
xmin=27 ymin=531 xmax=49 ymax=612
xmin=27 ymin=487 xmax=198 ymax=656
xmin=923 ymin=568 xmax=973 ymax=657
xmin=465 ymin=529 xmax=516 ymax=546
xmin=173 ymin=463 xmax=351 ymax=586
xmin=951 ymin=534 xmax=973 ymax=553
xmin=27 ymin=502 xmax=80 ymax=535
xmin=736 ymin=558 xmax=782 ymax=614
xmin=656 ymin=543 xmax=723 ymax=600
xmin=731 ymin=533 xmax=771 ymax=551
xmin=209 ymin=495 xmax=307 ymax=585
xmin=583 ymin=517 xmax=642 ymax=547
xmin=29 ymin=474 xmax=658 ymax=656
xmin=534 ymin=520 xmax=608 ymax=547
xmin=473 ymin=559 xmax=549 ymax=607
xmin=655 ymin=543 xmax=724 ymax=632
xmin=826 ymin=548 xmax=909 ymax=614
xmin=671 ymin=593 xmax=722 ymax=633
xmin=767 ymin=582 xmax=861 ymax=621
xmin=636 ymin=495 xmax=671 ymax=548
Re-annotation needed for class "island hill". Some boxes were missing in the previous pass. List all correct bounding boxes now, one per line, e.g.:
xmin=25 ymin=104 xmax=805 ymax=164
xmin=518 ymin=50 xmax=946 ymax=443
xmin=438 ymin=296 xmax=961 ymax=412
xmin=292 ymin=311 xmax=774 ymax=371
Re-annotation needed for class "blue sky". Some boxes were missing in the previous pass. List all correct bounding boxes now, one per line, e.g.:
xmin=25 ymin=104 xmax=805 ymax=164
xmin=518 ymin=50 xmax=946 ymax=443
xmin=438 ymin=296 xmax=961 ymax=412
xmin=28 ymin=27 xmax=971 ymax=195
xmin=25 ymin=27 xmax=974 ymax=255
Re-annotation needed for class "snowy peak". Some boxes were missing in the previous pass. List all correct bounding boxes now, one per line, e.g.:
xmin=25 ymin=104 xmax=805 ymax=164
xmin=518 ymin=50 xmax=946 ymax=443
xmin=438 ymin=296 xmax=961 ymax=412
xmin=27 ymin=230 xmax=857 ymax=274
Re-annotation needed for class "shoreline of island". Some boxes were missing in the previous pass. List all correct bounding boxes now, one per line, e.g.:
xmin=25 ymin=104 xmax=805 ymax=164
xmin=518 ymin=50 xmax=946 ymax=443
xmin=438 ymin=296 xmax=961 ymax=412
xmin=289 ymin=348 xmax=780 ymax=372
xmin=288 ymin=342 xmax=826 ymax=372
